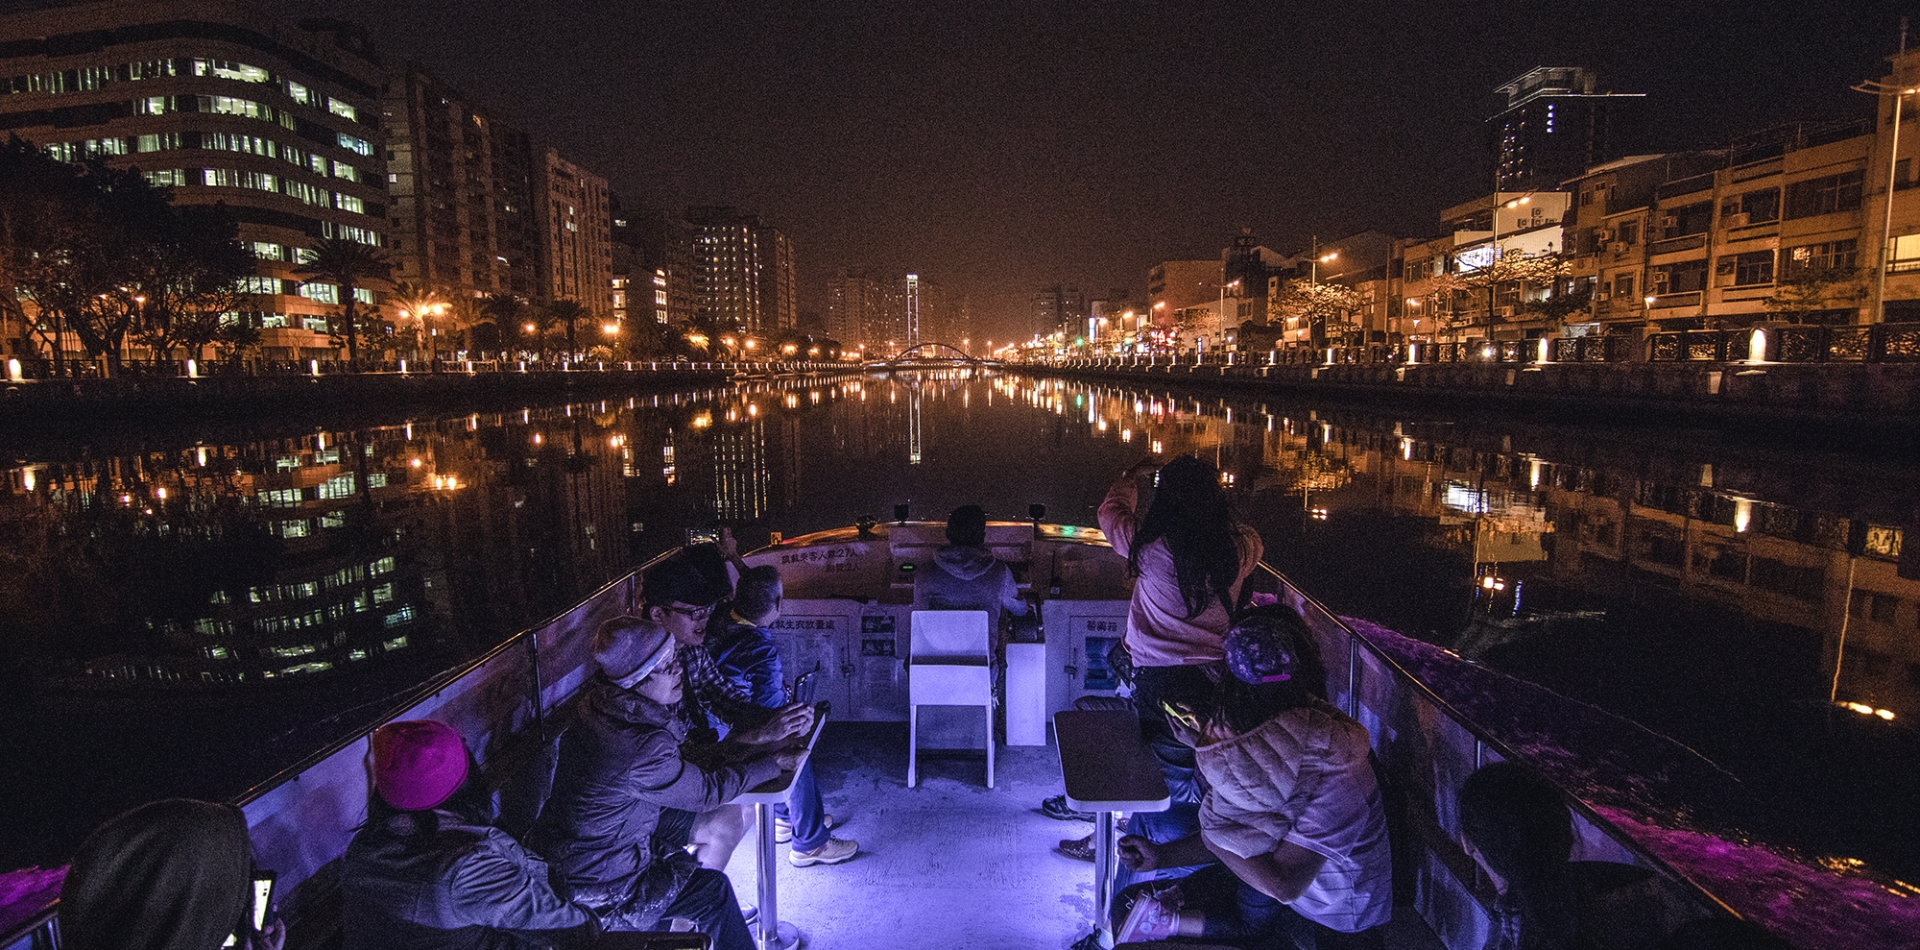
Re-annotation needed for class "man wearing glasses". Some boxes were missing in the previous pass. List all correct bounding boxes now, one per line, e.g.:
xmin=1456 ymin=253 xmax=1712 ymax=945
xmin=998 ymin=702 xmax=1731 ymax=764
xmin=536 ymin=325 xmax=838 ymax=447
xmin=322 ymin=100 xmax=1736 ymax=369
xmin=532 ymin=555 xmax=813 ymax=947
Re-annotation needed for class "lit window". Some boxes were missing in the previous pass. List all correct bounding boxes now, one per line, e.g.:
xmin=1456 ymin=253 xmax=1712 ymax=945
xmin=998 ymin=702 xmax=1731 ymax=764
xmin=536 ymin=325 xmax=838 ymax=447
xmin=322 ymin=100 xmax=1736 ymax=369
xmin=327 ymin=97 xmax=357 ymax=121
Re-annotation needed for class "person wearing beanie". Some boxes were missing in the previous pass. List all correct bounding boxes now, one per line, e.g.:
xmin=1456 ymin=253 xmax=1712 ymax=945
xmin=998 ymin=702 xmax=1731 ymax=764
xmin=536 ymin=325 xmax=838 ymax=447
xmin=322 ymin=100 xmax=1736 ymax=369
xmin=59 ymin=798 xmax=281 ymax=950
xmin=340 ymin=720 xmax=600 ymax=950
xmin=532 ymin=612 xmax=810 ymax=950
xmin=1111 ymin=606 xmax=1391 ymax=948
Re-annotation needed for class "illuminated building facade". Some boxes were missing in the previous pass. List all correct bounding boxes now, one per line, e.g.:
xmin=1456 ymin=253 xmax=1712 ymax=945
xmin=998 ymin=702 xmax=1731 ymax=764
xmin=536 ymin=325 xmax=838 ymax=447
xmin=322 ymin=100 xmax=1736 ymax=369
xmin=1491 ymin=66 xmax=1645 ymax=193
xmin=0 ymin=0 xmax=391 ymax=361
xmin=535 ymin=148 xmax=613 ymax=317
xmin=686 ymin=206 xmax=795 ymax=335
xmin=382 ymin=63 xmax=538 ymax=302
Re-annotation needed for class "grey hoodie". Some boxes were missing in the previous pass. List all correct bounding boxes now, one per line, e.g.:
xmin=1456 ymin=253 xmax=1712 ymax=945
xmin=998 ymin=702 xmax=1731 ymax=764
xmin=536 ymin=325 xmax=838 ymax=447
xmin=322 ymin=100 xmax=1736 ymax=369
xmin=914 ymin=545 xmax=1029 ymax=625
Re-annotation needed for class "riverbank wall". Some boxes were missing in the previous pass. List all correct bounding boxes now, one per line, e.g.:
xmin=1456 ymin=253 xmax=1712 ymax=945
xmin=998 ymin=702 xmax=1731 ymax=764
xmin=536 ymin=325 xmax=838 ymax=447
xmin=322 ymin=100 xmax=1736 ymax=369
xmin=0 ymin=365 xmax=738 ymax=438
xmin=1028 ymin=359 xmax=1920 ymax=444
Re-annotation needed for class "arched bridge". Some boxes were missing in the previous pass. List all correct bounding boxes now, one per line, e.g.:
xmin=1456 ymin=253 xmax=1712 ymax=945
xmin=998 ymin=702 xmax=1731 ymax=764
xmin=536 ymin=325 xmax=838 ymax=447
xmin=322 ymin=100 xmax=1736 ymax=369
xmin=878 ymin=342 xmax=987 ymax=366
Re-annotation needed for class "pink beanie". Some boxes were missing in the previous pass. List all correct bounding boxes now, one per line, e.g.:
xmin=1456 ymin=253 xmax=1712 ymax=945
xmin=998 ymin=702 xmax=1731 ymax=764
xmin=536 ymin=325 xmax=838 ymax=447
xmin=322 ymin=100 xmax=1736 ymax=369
xmin=371 ymin=720 xmax=470 ymax=811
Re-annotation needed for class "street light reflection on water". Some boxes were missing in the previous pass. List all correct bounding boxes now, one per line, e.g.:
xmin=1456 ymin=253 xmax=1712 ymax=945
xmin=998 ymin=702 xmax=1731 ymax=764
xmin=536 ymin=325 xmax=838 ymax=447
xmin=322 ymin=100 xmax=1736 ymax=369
xmin=0 ymin=369 xmax=1917 ymax=878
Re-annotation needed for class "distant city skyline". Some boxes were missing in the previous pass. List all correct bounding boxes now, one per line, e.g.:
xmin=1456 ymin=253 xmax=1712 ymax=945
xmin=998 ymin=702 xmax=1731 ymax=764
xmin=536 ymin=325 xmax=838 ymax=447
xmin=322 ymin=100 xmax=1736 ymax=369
xmin=266 ymin=1 xmax=1915 ymax=340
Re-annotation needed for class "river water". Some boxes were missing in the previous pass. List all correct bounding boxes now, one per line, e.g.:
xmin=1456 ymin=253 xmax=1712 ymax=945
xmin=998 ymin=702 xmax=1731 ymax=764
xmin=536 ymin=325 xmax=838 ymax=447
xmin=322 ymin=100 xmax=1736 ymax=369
xmin=2 ymin=369 xmax=1915 ymax=880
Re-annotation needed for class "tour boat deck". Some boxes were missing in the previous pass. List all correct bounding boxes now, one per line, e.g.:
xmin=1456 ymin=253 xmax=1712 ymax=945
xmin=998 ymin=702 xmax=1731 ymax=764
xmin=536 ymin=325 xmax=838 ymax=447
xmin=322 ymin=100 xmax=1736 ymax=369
xmin=713 ymin=721 xmax=1446 ymax=950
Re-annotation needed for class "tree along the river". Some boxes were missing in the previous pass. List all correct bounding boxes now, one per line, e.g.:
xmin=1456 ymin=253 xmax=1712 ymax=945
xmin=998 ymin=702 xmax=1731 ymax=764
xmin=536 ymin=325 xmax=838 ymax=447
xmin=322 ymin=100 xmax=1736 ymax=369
xmin=294 ymin=236 xmax=390 ymax=368
xmin=0 ymin=136 xmax=253 ymax=375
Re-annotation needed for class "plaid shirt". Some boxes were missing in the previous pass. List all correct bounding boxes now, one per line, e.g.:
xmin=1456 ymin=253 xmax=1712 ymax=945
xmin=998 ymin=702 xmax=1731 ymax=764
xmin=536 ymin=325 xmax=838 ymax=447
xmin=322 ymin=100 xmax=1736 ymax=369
xmin=678 ymin=639 xmax=770 ymax=731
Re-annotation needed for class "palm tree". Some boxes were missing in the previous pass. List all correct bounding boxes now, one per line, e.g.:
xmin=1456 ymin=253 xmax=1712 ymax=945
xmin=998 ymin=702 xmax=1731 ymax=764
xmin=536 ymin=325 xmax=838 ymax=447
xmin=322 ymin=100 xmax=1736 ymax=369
xmin=390 ymin=281 xmax=448 ymax=368
xmin=545 ymin=298 xmax=588 ymax=361
xmin=478 ymin=293 xmax=525 ymax=359
xmin=293 ymin=237 xmax=389 ymax=368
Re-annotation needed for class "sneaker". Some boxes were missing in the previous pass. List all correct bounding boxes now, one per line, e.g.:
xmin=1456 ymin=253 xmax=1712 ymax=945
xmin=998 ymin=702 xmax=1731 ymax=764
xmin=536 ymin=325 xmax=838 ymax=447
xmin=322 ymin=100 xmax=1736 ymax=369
xmin=1054 ymin=833 xmax=1095 ymax=862
xmin=788 ymin=836 xmax=859 ymax=867
xmin=738 ymin=903 xmax=757 ymax=926
xmin=1041 ymin=794 xmax=1096 ymax=822
xmin=1116 ymin=893 xmax=1180 ymax=943
xmin=773 ymin=813 xmax=839 ymax=844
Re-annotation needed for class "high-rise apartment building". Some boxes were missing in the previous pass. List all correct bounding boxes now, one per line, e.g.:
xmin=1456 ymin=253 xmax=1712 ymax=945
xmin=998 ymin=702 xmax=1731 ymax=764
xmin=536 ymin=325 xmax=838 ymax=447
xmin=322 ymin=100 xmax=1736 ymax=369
xmin=0 ymin=0 xmax=391 ymax=360
xmin=535 ymin=148 xmax=612 ymax=316
xmin=826 ymin=268 xmax=885 ymax=351
xmin=1491 ymin=67 xmax=1645 ymax=193
xmin=1031 ymin=284 xmax=1087 ymax=337
xmin=382 ymin=63 xmax=537 ymax=303
xmin=685 ymin=206 xmax=796 ymax=336
xmin=610 ymin=201 xmax=694 ymax=328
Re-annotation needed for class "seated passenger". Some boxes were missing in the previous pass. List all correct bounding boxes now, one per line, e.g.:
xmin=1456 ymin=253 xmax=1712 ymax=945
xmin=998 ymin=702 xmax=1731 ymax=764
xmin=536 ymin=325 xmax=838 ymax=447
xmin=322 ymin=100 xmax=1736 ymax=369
xmin=913 ymin=504 xmax=1030 ymax=628
xmin=59 ymin=798 xmax=284 ymax=950
xmin=708 ymin=564 xmax=859 ymax=867
xmin=1113 ymin=606 xmax=1391 ymax=948
xmin=341 ymin=720 xmax=598 ymax=950
xmin=530 ymin=608 xmax=809 ymax=950
xmin=1460 ymin=761 xmax=1694 ymax=950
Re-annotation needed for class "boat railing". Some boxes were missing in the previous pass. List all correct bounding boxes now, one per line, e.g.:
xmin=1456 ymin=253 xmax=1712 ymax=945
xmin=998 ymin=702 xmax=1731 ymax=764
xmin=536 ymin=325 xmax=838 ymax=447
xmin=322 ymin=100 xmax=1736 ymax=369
xmin=2 ymin=558 xmax=661 ymax=950
xmin=1249 ymin=564 xmax=1733 ymax=948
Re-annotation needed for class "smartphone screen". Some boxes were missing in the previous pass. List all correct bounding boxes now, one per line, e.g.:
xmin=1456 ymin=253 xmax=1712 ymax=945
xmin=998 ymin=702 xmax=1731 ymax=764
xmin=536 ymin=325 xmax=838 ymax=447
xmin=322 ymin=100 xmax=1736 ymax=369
xmin=685 ymin=527 xmax=720 ymax=546
xmin=251 ymin=874 xmax=274 ymax=933
xmin=221 ymin=874 xmax=274 ymax=948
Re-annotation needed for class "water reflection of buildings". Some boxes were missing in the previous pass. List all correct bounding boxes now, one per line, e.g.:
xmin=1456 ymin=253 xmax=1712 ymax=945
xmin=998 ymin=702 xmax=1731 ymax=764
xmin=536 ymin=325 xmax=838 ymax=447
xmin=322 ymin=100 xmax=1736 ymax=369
xmin=0 ymin=395 xmax=718 ymax=692
xmin=1046 ymin=380 xmax=1915 ymax=730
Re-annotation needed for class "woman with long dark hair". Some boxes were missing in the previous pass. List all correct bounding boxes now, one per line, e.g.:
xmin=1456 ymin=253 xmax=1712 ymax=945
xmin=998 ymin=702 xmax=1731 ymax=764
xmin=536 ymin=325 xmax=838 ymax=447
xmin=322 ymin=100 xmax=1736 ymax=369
xmin=1097 ymin=453 xmax=1263 ymax=845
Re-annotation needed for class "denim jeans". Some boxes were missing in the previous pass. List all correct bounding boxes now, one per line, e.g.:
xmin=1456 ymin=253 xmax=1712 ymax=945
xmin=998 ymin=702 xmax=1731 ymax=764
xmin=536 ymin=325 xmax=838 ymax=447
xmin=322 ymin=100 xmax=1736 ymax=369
xmin=773 ymin=759 xmax=829 ymax=852
xmin=660 ymin=867 xmax=756 ymax=950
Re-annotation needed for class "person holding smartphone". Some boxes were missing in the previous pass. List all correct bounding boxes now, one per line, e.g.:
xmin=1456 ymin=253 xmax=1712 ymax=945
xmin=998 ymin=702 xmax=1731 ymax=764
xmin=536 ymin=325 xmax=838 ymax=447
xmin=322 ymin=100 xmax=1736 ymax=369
xmin=58 ymin=798 xmax=285 ymax=950
xmin=342 ymin=719 xmax=600 ymax=950
xmin=1111 ymin=607 xmax=1391 ymax=948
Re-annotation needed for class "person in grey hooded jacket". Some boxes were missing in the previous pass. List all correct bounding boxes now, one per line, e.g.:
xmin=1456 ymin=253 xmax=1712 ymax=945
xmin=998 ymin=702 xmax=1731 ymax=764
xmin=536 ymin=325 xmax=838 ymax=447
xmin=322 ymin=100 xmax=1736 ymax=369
xmin=914 ymin=504 xmax=1030 ymax=628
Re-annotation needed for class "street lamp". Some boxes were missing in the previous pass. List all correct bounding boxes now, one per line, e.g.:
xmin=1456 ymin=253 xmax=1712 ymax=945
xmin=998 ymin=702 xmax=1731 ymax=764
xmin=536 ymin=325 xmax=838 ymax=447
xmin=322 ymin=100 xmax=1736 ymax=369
xmin=1855 ymin=74 xmax=1918 ymax=323
xmin=1217 ymin=278 xmax=1242 ymax=355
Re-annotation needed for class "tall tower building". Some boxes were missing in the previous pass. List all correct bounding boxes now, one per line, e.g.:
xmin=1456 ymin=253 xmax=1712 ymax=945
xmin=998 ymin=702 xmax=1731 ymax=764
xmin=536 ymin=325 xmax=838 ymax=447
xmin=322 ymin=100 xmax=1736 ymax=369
xmin=0 ymin=0 xmax=390 ymax=361
xmin=383 ymin=63 xmax=537 ymax=302
xmin=1491 ymin=67 xmax=1645 ymax=193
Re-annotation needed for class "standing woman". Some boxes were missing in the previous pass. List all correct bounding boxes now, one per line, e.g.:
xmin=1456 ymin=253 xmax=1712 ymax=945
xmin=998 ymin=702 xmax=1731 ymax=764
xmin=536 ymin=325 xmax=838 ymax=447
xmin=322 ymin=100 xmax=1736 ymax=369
xmin=1098 ymin=453 xmax=1263 ymax=842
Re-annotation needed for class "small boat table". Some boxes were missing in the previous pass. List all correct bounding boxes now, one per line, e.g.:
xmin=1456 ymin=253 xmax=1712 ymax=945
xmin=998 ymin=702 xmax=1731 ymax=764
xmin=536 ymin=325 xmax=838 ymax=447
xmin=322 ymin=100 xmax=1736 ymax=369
xmin=735 ymin=708 xmax=830 ymax=950
xmin=1054 ymin=708 xmax=1171 ymax=947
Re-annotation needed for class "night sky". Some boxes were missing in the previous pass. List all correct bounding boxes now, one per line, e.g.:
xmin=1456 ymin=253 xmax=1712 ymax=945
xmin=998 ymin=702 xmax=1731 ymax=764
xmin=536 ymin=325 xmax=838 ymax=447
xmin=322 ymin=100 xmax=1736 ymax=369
xmin=303 ymin=0 xmax=1913 ymax=341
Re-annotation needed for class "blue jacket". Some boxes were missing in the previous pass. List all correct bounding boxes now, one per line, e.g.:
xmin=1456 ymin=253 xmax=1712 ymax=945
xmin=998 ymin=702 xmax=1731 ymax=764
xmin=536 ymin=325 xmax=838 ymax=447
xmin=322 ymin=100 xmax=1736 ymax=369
xmin=708 ymin=618 xmax=787 ymax=713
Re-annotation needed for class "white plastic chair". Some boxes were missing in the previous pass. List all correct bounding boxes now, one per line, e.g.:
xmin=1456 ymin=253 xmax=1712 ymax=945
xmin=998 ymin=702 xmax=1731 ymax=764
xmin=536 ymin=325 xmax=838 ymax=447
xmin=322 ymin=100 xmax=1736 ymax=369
xmin=907 ymin=609 xmax=994 ymax=788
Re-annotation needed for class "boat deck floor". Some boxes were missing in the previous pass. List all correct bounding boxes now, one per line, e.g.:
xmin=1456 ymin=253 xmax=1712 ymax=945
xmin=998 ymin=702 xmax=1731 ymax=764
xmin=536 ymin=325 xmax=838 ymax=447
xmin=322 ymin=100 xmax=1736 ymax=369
xmin=716 ymin=722 xmax=1445 ymax=950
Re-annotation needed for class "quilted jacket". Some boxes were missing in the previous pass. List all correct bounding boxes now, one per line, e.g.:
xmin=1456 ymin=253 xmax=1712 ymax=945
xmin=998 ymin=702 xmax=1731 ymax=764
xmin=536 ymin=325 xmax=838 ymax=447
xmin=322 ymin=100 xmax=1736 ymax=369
xmin=1194 ymin=699 xmax=1393 ymax=933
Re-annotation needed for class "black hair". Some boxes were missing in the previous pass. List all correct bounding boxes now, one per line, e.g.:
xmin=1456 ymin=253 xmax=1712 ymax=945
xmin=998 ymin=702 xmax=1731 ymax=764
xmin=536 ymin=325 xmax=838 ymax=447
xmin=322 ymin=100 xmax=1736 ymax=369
xmin=642 ymin=552 xmax=728 ymax=609
xmin=1458 ymin=761 xmax=1579 ymax=950
xmin=945 ymin=505 xmax=988 ymax=547
xmin=733 ymin=565 xmax=783 ymax=621
xmin=1127 ymin=455 xmax=1241 ymax=619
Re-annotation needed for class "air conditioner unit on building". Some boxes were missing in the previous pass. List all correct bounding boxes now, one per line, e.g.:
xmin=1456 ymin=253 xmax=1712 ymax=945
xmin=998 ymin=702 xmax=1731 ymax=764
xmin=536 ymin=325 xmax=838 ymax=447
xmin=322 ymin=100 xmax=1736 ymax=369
xmin=1596 ymin=228 xmax=1616 ymax=242
xmin=1596 ymin=289 xmax=1611 ymax=302
xmin=1724 ymin=212 xmax=1750 ymax=228
xmin=1608 ymin=241 xmax=1628 ymax=253
xmin=1661 ymin=215 xmax=1679 ymax=230
xmin=1496 ymin=305 xmax=1515 ymax=318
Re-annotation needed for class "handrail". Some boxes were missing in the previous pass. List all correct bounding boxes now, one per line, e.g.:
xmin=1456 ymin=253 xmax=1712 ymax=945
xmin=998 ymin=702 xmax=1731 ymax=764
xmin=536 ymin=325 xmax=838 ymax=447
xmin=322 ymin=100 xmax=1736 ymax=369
xmin=2 ymin=553 xmax=675 ymax=950
xmin=1253 ymin=563 xmax=1743 ymax=926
